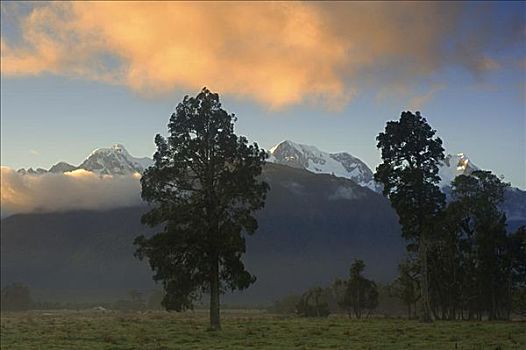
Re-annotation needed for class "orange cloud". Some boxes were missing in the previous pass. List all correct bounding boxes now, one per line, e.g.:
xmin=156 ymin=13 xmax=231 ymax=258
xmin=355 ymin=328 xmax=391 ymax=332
xmin=0 ymin=2 xmax=519 ymax=108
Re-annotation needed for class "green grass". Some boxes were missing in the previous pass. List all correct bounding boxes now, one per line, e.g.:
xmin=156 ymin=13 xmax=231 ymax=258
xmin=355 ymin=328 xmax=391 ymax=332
xmin=1 ymin=310 xmax=525 ymax=349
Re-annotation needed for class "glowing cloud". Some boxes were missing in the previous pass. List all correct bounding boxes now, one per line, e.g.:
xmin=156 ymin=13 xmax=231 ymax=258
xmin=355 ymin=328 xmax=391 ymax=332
xmin=1 ymin=2 xmax=522 ymax=108
xmin=0 ymin=167 xmax=142 ymax=217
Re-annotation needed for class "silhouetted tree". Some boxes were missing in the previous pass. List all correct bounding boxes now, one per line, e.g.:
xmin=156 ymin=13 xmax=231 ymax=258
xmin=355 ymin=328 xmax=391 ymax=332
xmin=449 ymin=171 xmax=511 ymax=320
xmin=1 ymin=283 xmax=33 ymax=311
xmin=391 ymin=257 xmax=420 ymax=319
xmin=135 ymin=88 xmax=269 ymax=330
xmin=374 ymin=111 xmax=445 ymax=322
xmin=427 ymin=203 xmax=466 ymax=320
xmin=336 ymin=259 xmax=379 ymax=319
xmin=297 ymin=286 xmax=331 ymax=318
xmin=510 ymin=226 xmax=526 ymax=316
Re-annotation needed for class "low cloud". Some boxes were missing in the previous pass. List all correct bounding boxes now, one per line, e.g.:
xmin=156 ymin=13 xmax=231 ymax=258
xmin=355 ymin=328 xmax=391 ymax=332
xmin=1 ymin=2 xmax=523 ymax=108
xmin=0 ymin=167 xmax=142 ymax=218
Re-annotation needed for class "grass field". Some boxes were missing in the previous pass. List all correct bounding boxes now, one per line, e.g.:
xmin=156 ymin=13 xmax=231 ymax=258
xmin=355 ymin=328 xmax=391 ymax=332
xmin=1 ymin=310 xmax=525 ymax=349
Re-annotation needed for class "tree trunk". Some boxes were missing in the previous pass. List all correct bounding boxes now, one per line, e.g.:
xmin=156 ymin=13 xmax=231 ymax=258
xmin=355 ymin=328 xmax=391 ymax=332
xmin=209 ymin=257 xmax=221 ymax=330
xmin=420 ymin=238 xmax=433 ymax=322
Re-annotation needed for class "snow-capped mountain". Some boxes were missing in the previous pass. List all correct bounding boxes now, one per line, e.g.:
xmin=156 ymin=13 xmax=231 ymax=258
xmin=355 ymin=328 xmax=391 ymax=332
xmin=267 ymin=140 xmax=486 ymax=192
xmin=17 ymin=144 xmax=153 ymax=176
xmin=266 ymin=140 xmax=525 ymax=224
xmin=438 ymin=153 xmax=479 ymax=188
xmin=268 ymin=140 xmax=379 ymax=191
xmin=13 ymin=141 xmax=508 ymax=194
xmin=10 ymin=141 xmax=526 ymax=225
xmin=79 ymin=144 xmax=153 ymax=175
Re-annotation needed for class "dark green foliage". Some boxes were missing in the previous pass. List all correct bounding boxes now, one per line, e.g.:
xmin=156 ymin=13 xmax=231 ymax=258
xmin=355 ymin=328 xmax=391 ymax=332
xmin=390 ymin=258 xmax=420 ymax=319
xmin=374 ymin=111 xmax=445 ymax=322
xmin=1 ymin=283 xmax=33 ymax=311
xmin=334 ymin=259 xmax=379 ymax=319
xmin=448 ymin=171 xmax=511 ymax=320
xmin=513 ymin=288 xmax=526 ymax=316
xmin=510 ymin=226 xmax=526 ymax=316
xmin=383 ymin=141 xmax=525 ymax=321
xmin=134 ymin=88 xmax=269 ymax=330
xmin=296 ymin=287 xmax=331 ymax=318
xmin=421 ymin=170 xmax=523 ymax=320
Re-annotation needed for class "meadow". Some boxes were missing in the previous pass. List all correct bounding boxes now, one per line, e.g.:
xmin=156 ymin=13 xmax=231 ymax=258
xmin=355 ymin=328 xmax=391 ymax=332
xmin=1 ymin=310 xmax=525 ymax=349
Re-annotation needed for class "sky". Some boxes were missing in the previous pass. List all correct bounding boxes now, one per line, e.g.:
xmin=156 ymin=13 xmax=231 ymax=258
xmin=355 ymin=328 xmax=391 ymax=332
xmin=1 ymin=1 xmax=525 ymax=196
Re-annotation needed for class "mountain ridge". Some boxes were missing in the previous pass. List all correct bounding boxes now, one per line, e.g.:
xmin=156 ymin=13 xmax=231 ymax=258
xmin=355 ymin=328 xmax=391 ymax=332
xmin=15 ymin=141 xmax=484 ymax=188
xmin=17 ymin=144 xmax=153 ymax=176
xmin=1 ymin=163 xmax=404 ymax=303
xmin=11 ymin=141 xmax=525 ymax=223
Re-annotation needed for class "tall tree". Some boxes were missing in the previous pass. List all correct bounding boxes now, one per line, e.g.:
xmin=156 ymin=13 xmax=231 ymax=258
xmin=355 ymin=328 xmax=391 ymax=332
xmin=135 ymin=88 xmax=269 ymax=330
xmin=451 ymin=171 xmax=511 ymax=320
xmin=375 ymin=111 xmax=445 ymax=322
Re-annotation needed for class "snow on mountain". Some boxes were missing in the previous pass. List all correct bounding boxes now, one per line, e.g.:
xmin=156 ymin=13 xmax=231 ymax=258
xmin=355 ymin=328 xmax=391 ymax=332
xmin=79 ymin=144 xmax=153 ymax=175
xmin=267 ymin=140 xmax=488 ymax=193
xmin=438 ymin=153 xmax=479 ymax=188
xmin=267 ymin=140 xmax=525 ymax=222
xmin=11 ymin=141 xmax=525 ymax=224
xmin=17 ymin=144 xmax=153 ymax=176
xmin=267 ymin=140 xmax=380 ymax=191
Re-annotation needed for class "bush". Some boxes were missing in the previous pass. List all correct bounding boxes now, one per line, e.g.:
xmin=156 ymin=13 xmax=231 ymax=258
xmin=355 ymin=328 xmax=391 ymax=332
xmin=297 ymin=287 xmax=330 ymax=318
xmin=269 ymin=294 xmax=301 ymax=314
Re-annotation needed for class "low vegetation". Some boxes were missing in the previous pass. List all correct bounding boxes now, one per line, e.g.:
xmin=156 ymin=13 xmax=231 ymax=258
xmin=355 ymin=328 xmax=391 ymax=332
xmin=1 ymin=310 xmax=525 ymax=350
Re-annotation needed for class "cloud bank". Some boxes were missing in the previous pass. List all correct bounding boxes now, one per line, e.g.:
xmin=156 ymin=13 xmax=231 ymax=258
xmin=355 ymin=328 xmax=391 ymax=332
xmin=1 ymin=2 xmax=523 ymax=108
xmin=1 ymin=167 xmax=142 ymax=218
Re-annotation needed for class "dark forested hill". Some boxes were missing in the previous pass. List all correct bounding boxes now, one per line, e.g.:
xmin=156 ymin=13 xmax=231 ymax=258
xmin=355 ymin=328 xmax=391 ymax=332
xmin=1 ymin=164 xmax=404 ymax=304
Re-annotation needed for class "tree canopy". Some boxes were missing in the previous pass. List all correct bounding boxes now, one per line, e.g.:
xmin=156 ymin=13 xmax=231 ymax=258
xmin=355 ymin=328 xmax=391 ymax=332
xmin=375 ymin=111 xmax=445 ymax=322
xmin=135 ymin=88 xmax=269 ymax=330
xmin=334 ymin=259 xmax=379 ymax=319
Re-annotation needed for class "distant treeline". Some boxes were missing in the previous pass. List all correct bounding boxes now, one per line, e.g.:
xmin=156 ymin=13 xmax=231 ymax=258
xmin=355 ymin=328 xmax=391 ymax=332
xmin=373 ymin=111 xmax=525 ymax=321
xmin=271 ymin=111 xmax=526 ymax=322
xmin=0 ymin=285 xmax=165 ymax=312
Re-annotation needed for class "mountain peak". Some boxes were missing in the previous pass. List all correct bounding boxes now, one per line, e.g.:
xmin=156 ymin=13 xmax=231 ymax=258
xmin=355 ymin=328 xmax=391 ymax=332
xmin=439 ymin=153 xmax=479 ymax=187
xmin=269 ymin=140 xmax=302 ymax=154
xmin=89 ymin=143 xmax=130 ymax=157
xmin=48 ymin=161 xmax=76 ymax=173
xmin=268 ymin=140 xmax=379 ymax=191
xmin=80 ymin=144 xmax=152 ymax=175
xmin=16 ymin=144 xmax=154 ymax=176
